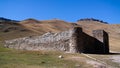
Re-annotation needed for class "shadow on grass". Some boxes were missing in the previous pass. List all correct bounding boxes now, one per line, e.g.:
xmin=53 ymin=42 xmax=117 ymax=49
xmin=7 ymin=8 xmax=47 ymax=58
xmin=105 ymin=52 xmax=120 ymax=55
xmin=83 ymin=52 xmax=120 ymax=55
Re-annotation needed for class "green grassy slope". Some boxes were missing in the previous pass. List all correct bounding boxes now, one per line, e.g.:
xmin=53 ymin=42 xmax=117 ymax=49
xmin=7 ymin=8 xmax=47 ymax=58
xmin=0 ymin=42 xmax=93 ymax=68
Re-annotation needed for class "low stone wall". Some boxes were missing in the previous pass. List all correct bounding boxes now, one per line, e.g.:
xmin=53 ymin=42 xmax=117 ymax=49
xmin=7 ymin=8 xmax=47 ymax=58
xmin=5 ymin=30 xmax=71 ymax=52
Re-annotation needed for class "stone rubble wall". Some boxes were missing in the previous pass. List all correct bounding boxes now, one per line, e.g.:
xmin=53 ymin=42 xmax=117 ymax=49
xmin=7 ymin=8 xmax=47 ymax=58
xmin=4 ymin=27 xmax=109 ymax=54
xmin=5 ymin=30 xmax=71 ymax=52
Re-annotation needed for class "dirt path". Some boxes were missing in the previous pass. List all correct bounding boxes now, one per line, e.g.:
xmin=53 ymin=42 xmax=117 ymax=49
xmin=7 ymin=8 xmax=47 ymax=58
xmin=65 ymin=53 xmax=115 ymax=68
xmin=81 ymin=53 xmax=113 ymax=68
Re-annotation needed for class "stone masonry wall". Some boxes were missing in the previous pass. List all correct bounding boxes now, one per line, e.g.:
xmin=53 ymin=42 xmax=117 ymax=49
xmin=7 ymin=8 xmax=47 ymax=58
xmin=5 ymin=31 xmax=71 ymax=52
xmin=4 ymin=27 xmax=109 ymax=54
xmin=93 ymin=30 xmax=109 ymax=53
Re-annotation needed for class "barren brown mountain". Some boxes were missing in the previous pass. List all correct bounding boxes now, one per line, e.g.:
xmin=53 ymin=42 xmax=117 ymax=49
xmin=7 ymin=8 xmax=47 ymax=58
xmin=0 ymin=18 xmax=120 ymax=52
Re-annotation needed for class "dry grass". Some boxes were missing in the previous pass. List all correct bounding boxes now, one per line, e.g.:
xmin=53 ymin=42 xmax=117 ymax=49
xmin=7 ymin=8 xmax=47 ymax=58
xmin=0 ymin=19 xmax=73 ymax=41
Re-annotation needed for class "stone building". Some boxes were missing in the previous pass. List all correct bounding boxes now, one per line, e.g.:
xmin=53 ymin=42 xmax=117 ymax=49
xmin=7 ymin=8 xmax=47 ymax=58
xmin=4 ymin=27 xmax=109 ymax=54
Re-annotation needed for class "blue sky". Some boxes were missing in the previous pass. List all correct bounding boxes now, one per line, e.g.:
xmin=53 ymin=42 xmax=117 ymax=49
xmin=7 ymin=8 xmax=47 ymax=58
xmin=0 ymin=0 xmax=120 ymax=24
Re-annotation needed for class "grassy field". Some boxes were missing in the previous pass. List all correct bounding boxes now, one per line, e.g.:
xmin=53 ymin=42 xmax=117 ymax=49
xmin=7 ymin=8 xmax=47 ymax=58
xmin=0 ymin=41 xmax=120 ymax=68
xmin=0 ymin=42 xmax=93 ymax=68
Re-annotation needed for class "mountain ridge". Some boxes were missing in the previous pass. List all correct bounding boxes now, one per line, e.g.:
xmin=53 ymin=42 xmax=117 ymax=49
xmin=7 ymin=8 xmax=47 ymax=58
xmin=0 ymin=17 xmax=120 ymax=51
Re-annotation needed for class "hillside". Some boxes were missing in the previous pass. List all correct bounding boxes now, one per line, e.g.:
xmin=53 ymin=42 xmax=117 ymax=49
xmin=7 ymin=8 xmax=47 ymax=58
xmin=20 ymin=18 xmax=72 ymax=34
xmin=0 ymin=18 xmax=74 ymax=41
xmin=0 ymin=18 xmax=37 ymax=41
xmin=0 ymin=18 xmax=120 ymax=52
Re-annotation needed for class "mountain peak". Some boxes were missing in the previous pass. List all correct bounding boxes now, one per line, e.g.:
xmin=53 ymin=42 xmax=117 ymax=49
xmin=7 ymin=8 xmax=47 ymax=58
xmin=21 ymin=18 xmax=40 ymax=24
xmin=77 ymin=18 xmax=108 ymax=24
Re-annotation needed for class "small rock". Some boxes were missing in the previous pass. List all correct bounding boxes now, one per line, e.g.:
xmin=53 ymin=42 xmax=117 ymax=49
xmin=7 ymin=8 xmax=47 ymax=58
xmin=41 ymin=61 xmax=45 ymax=64
xmin=93 ymin=64 xmax=106 ymax=68
xmin=75 ymin=64 xmax=80 ymax=67
xmin=58 ymin=55 xmax=63 ymax=58
xmin=63 ymin=49 xmax=66 ymax=51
